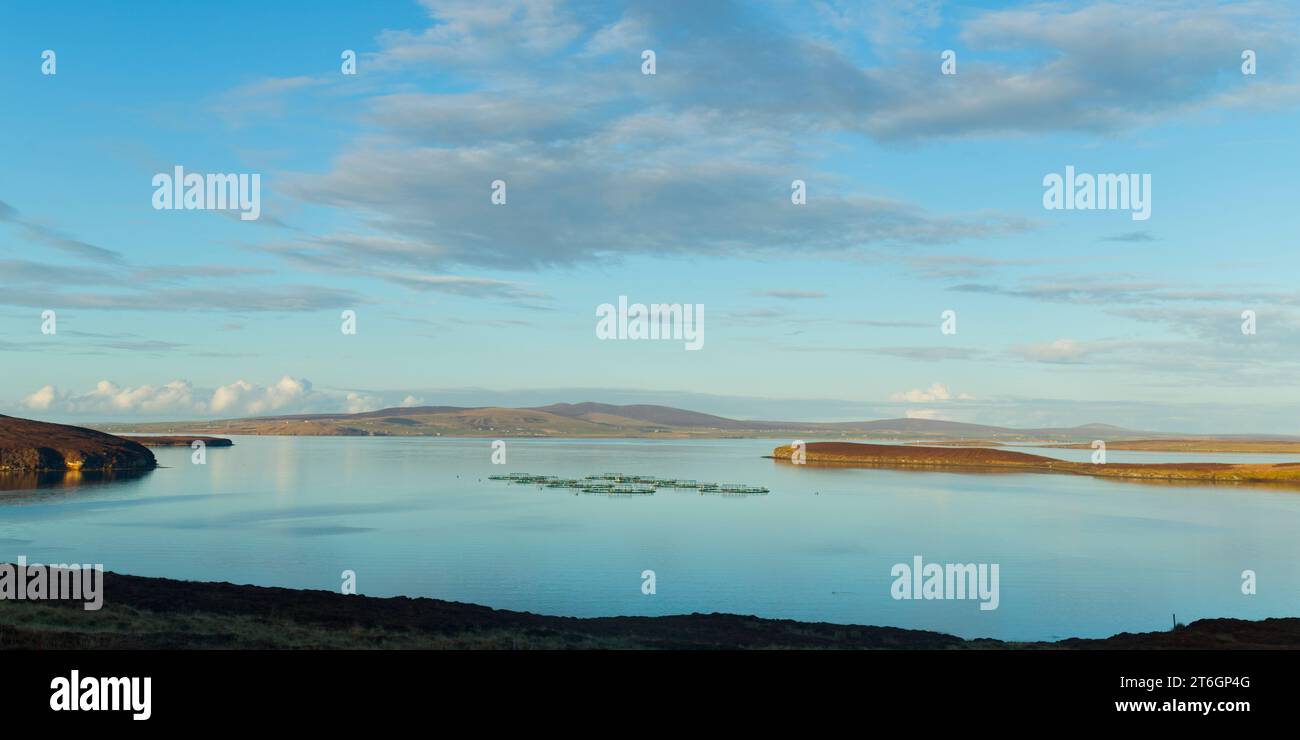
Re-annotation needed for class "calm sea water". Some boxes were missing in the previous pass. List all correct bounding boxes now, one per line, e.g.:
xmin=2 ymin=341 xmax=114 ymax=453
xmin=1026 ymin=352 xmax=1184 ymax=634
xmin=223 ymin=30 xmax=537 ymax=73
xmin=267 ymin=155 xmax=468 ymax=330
xmin=2 ymin=436 xmax=1298 ymax=641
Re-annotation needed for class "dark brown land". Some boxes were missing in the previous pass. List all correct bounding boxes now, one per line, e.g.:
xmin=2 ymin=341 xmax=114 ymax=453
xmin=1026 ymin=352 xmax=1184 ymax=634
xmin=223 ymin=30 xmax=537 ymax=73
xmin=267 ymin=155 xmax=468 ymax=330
xmin=0 ymin=569 xmax=1294 ymax=649
xmin=119 ymin=435 xmax=234 ymax=447
xmin=0 ymin=415 xmax=156 ymax=472
xmin=772 ymin=442 xmax=1300 ymax=485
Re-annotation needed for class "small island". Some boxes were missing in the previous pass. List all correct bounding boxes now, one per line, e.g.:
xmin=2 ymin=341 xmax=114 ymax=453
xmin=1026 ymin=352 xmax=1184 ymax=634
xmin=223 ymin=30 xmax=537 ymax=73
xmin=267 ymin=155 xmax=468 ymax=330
xmin=120 ymin=436 xmax=234 ymax=448
xmin=0 ymin=414 xmax=157 ymax=472
xmin=772 ymin=442 xmax=1300 ymax=486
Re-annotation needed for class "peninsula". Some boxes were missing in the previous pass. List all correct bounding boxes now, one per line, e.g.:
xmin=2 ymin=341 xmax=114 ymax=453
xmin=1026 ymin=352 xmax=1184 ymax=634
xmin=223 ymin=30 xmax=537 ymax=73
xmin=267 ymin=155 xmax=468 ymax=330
xmin=772 ymin=442 xmax=1300 ymax=485
xmin=0 ymin=415 xmax=156 ymax=472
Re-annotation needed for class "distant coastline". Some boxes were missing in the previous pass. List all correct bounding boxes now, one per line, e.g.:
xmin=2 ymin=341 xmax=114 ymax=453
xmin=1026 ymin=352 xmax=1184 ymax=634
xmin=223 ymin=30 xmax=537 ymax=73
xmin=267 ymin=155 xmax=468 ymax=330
xmin=88 ymin=402 xmax=1300 ymax=449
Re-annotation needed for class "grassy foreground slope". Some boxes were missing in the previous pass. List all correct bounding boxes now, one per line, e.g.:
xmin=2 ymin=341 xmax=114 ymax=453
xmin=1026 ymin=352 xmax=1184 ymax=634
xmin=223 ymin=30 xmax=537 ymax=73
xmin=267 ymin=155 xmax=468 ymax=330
xmin=1 ymin=570 xmax=1295 ymax=649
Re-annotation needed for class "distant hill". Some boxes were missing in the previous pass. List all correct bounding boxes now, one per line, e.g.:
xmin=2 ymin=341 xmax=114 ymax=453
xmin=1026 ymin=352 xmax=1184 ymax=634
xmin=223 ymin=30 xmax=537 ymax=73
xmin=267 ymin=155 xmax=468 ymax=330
xmin=90 ymin=402 xmax=1176 ymax=442
xmin=0 ymin=414 xmax=157 ymax=472
xmin=824 ymin=418 xmax=1021 ymax=435
xmin=533 ymin=402 xmax=751 ymax=429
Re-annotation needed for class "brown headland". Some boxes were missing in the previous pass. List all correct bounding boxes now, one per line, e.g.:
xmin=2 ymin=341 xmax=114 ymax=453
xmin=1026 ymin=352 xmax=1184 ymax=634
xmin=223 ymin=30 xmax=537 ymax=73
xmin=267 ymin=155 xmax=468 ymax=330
xmin=771 ymin=441 xmax=1300 ymax=486
xmin=0 ymin=414 xmax=156 ymax=472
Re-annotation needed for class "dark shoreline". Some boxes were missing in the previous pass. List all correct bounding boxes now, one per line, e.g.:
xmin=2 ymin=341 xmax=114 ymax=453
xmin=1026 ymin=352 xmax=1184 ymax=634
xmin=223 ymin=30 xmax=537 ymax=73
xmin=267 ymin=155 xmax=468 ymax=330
xmin=2 ymin=569 xmax=1296 ymax=649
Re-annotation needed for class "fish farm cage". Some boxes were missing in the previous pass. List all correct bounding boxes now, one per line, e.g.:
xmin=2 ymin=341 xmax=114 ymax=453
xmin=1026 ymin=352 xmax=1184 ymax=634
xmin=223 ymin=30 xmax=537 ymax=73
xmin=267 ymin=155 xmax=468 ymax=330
xmin=486 ymin=472 xmax=769 ymax=495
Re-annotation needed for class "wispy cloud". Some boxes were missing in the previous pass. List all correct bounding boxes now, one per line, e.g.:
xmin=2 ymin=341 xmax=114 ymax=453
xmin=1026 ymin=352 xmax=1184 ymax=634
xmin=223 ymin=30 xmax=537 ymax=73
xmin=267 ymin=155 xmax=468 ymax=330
xmin=754 ymin=290 xmax=828 ymax=300
xmin=889 ymin=382 xmax=973 ymax=402
xmin=0 ymin=284 xmax=363 ymax=312
xmin=0 ymin=200 xmax=123 ymax=263
xmin=1101 ymin=230 xmax=1157 ymax=243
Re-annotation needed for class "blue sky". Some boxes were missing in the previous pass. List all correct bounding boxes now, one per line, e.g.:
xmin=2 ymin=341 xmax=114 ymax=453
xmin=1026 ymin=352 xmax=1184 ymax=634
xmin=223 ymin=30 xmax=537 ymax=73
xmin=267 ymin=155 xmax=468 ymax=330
xmin=2 ymin=0 xmax=1299 ymax=432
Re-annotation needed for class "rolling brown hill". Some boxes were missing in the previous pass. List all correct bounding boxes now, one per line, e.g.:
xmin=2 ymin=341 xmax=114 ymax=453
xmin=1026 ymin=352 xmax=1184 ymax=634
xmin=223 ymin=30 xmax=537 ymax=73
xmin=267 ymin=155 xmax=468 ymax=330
xmin=89 ymin=401 xmax=1300 ymax=449
xmin=93 ymin=402 xmax=1156 ymax=441
xmin=534 ymin=402 xmax=752 ymax=429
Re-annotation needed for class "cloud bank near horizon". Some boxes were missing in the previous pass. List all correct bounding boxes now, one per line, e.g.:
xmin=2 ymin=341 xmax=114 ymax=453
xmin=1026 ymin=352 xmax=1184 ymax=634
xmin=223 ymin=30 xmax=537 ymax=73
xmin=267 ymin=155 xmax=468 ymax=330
xmin=6 ymin=377 xmax=1299 ymax=436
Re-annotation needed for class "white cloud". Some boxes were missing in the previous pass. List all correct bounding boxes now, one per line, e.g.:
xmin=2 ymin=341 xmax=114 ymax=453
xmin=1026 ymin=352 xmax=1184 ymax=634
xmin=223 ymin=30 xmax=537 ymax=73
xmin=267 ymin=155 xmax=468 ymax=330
xmin=904 ymin=408 xmax=946 ymax=420
xmin=1011 ymin=339 xmax=1091 ymax=363
xmin=23 ymin=380 xmax=201 ymax=416
xmin=16 ymin=376 xmax=355 ymax=419
xmin=22 ymin=385 xmax=58 ymax=411
xmin=889 ymin=382 xmax=973 ymax=403
xmin=211 ymin=376 xmax=313 ymax=416
xmin=344 ymin=392 xmax=381 ymax=414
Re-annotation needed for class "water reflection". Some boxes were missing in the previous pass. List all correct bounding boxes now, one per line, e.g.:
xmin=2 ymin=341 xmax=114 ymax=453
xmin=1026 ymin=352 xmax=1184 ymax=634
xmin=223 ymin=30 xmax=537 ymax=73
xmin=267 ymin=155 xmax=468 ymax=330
xmin=771 ymin=458 xmax=1300 ymax=491
xmin=1 ymin=437 xmax=1297 ymax=641
xmin=0 ymin=467 xmax=155 ymax=493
